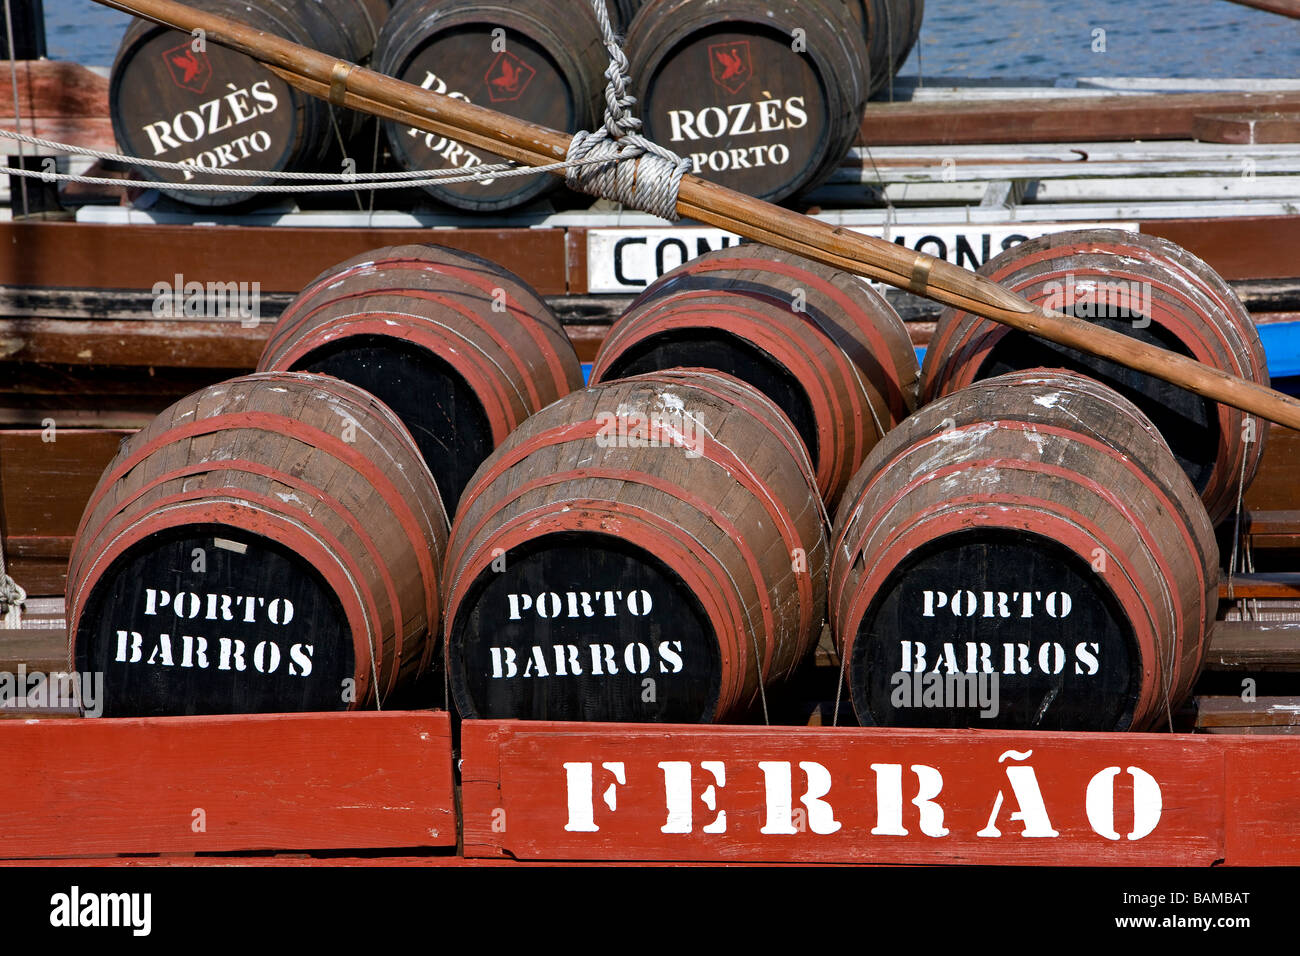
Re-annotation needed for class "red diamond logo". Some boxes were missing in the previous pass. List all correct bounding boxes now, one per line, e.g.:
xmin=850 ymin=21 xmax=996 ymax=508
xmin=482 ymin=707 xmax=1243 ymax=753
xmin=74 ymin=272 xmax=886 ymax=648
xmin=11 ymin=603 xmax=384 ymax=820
xmin=485 ymin=50 xmax=536 ymax=103
xmin=163 ymin=40 xmax=212 ymax=94
xmin=709 ymin=40 xmax=752 ymax=95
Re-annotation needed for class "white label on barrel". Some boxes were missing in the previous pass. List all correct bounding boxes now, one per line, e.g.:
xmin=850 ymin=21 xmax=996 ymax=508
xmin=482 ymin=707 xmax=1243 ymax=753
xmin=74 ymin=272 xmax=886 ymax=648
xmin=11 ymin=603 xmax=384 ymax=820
xmin=139 ymin=80 xmax=281 ymax=180
xmin=666 ymin=96 xmax=807 ymax=177
xmin=585 ymin=222 xmax=1140 ymax=293
xmin=113 ymin=585 xmax=314 ymax=679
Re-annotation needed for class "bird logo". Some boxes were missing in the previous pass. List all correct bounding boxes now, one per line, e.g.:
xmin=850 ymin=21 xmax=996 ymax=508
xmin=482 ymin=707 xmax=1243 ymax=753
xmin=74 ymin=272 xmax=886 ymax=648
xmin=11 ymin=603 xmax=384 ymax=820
xmin=485 ymin=50 xmax=536 ymax=103
xmin=162 ymin=39 xmax=212 ymax=94
xmin=709 ymin=40 xmax=753 ymax=94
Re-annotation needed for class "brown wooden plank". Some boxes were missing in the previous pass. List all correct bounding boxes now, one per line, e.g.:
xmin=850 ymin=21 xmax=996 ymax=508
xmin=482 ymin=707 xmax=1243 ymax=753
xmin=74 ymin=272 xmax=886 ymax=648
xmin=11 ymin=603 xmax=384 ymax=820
xmin=0 ymin=711 xmax=456 ymax=859
xmin=0 ymin=222 xmax=570 ymax=296
xmin=1143 ymin=217 xmax=1300 ymax=282
xmin=1218 ymin=572 xmax=1300 ymax=599
xmin=1194 ymin=112 xmax=1300 ymax=145
xmin=0 ymin=318 xmax=267 ymax=368
xmin=1205 ymin=620 xmax=1300 ymax=670
xmin=1196 ymin=696 xmax=1300 ymax=727
xmin=1245 ymin=423 xmax=1300 ymax=511
xmin=565 ymin=226 xmax=588 ymax=296
xmin=0 ymin=429 xmax=127 ymax=596
xmin=860 ymin=91 xmax=1300 ymax=146
xmin=461 ymin=720 xmax=1225 ymax=864
xmin=0 ymin=628 xmax=69 ymax=672
xmin=1220 ymin=0 xmax=1300 ymax=18
xmin=0 ymin=60 xmax=108 ymax=119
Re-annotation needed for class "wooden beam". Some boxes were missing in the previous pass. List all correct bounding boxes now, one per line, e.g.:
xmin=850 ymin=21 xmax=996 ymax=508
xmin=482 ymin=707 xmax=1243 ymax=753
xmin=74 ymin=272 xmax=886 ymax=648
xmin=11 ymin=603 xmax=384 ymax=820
xmin=0 ymin=711 xmax=456 ymax=859
xmin=1219 ymin=0 xmax=1300 ymax=19
xmin=860 ymin=92 xmax=1300 ymax=146
xmin=1204 ymin=620 xmax=1300 ymax=670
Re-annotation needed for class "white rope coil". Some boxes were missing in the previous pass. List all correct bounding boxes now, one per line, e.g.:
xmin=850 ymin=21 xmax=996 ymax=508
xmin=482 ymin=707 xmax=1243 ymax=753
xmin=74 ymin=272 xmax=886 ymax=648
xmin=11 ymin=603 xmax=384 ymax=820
xmin=564 ymin=0 xmax=690 ymax=220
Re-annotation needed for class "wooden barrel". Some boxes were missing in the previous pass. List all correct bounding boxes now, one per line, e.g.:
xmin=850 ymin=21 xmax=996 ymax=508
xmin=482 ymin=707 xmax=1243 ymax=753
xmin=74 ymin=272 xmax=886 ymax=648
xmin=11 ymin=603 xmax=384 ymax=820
xmin=590 ymin=243 xmax=919 ymax=506
xmin=830 ymin=369 xmax=1218 ymax=731
xmin=625 ymin=0 xmax=870 ymax=202
xmin=922 ymin=228 xmax=1269 ymax=525
xmin=373 ymin=0 xmax=606 ymax=210
xmin=855 ymin=0 xmax=924 ymax=96
xmin=67 ymin=371 xmax=449 ymax=717
xmin=257 ymin=244 xmax=584 ymax=513
xmin=110 ymin=0 xmax=388 ymax=206
xmin=443 ymin=369 xmax=828 ymax=723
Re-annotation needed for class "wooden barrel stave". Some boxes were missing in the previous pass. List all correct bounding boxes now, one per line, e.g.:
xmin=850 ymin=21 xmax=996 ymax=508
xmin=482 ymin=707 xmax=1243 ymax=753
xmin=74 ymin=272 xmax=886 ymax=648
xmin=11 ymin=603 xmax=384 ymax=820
xmin=922 ymin=228 xmax=1269 ymax=525
xmin=67 ymin=372 xmax=448 ymax=717
xmin=444 ymin=369 xmax=827 ymax=723
xmin=110 ymin=0 xmax=388 ymax=206
xmin=374 ymin=0 xmax=606 ymax=210
xmin=258 ymin=244 xmax=583 ymax=513
xmin=592 ymin=243 xmax=918 ymax=506
xmin=831 ymin=369 xmax=1217 ymax=731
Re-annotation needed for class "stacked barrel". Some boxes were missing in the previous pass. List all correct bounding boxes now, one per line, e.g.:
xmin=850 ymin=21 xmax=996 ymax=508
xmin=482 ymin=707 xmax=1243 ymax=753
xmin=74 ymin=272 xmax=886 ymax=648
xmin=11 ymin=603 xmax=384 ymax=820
xmin=373 ymin=0 xmax=608 ymax=210
xmin=67 ymin=372 xmax=449 ymax=716
xmin=854 ymin=0 xmax=926 ymax=96
xmin=592 ymin=244 xmax=919 ymax=505
xmin=624 ymin=0 xmax=871 ymax=203
xmin=110 ymin=0 xmax=390 ymax=205
xmin=922 ymin=229 xmax=1269 ymax=524
xmin=69 ymin=243 xmax=582 ymax=716
xmin=443 ymin=369 xmax=828 ymax=723
xmin=257 ymin=244 xmax=584 ymax=511
xmin=830 ymin=369 xmax=1219 ymax=731
xmin=67 ymin=224 xmax=1264 ymax=729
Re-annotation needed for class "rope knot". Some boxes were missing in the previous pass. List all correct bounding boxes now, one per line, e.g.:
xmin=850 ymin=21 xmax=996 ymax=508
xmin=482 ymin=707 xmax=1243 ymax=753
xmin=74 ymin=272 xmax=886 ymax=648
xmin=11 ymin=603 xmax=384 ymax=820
xmin=564 ymin=0 xmax=691 ymax=221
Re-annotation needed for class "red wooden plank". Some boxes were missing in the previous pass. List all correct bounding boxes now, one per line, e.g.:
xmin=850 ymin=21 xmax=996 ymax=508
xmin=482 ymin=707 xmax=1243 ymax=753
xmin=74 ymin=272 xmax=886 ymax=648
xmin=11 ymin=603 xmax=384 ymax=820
xmin=861 ymin=91 xmax=1300 ymax=145
xmin=1141 ymin=217 xmax=1300 ymax=282
xmin=461 ymin=721 xmax=1225 ymax=864
xmin=1224 ymin=738 xmax=1300 ymax=864
xmin=0 ymin=711 xmax=455 ymax=859
xmin=0 ymin=222 xmax=570 ymax=296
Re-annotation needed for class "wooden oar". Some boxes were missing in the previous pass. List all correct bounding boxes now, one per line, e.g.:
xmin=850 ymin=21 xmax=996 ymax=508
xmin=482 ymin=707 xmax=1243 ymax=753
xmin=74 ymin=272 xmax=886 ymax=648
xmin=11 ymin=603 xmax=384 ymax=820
xmin=93 ymin=0 xmax=1300 ymax=430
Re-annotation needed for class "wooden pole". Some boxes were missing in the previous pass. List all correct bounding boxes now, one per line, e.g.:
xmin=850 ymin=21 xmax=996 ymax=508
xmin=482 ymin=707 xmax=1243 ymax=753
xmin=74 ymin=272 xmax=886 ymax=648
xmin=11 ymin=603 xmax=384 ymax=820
xmin=1218 ymin=0 xmax=1300 ymax=20
xmin=92 ymin=0 xmax=1300 ymax=431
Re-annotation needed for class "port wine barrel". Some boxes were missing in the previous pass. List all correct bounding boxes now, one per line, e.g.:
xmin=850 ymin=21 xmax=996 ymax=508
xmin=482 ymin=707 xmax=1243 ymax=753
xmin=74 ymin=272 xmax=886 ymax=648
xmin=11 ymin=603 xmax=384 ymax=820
xmin=921 ymin=228 xmax=1269 ymax=525
xmin=854 ymin=0 xmax=925 ymax=96
xmin=625 ymin=0 xmax=870 ymax=202
xmin=831 ymin=369 xmax=1218 ymax=731
xmin=67 ymin=372 xmax=449 ymax=717
xmin=110 ymin=0 xmax=388 ymax=206
xmin=257 ymin=244 xmax=584 ymax=513
xmin=373 ymin=0 xmax=606 ymax=210
xmin=590 ymin=243 xmax=918 ymax=506
xmin=444 ymin=369 xmax=828 ymax=723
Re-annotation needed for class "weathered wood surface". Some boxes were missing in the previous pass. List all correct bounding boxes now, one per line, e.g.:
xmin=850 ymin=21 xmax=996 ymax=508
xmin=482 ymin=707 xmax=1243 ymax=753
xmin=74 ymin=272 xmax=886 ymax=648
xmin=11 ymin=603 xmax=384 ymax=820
xmin=831 ymin=370 xmax=1218 ymax=730
xmin=444 ymin=370 xmax=827 ymax=723
xmin=66 ymin=372 xmax=449 ymax=716
xmin=0 ymin=222 xmax=570 ymax=295
xmin=1201 ymin=621 xmax=1300 ymax=670
xmin=1193 ymin=112 xmax=1300 ymax=144
xmin=0 ymin=428 xmax=129 ymax=597
xmin=460 ymin=720 xmax=1230 ymax=863
xmin=859 ymin=92 xmax=1300 ymax=145
xmin=0 ymin=711 xmax=456 ymax=859
xmin=0 ymin=60 xmax=108 ymax=119
xmin=374 ymin=0 xmax=605 ymax=210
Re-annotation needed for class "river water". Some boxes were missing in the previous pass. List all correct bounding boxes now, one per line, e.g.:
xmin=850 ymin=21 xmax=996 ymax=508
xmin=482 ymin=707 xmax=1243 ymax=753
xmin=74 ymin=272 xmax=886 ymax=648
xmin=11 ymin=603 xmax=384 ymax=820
xmin=42 ymin=0 xmax=1300 ymax=81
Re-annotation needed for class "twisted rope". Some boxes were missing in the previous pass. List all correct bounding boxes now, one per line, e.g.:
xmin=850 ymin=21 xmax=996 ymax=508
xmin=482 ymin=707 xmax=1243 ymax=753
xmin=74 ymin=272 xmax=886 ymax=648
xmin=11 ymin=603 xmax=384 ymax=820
xmin=564 ymin=0 xmax=691 ymax=221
